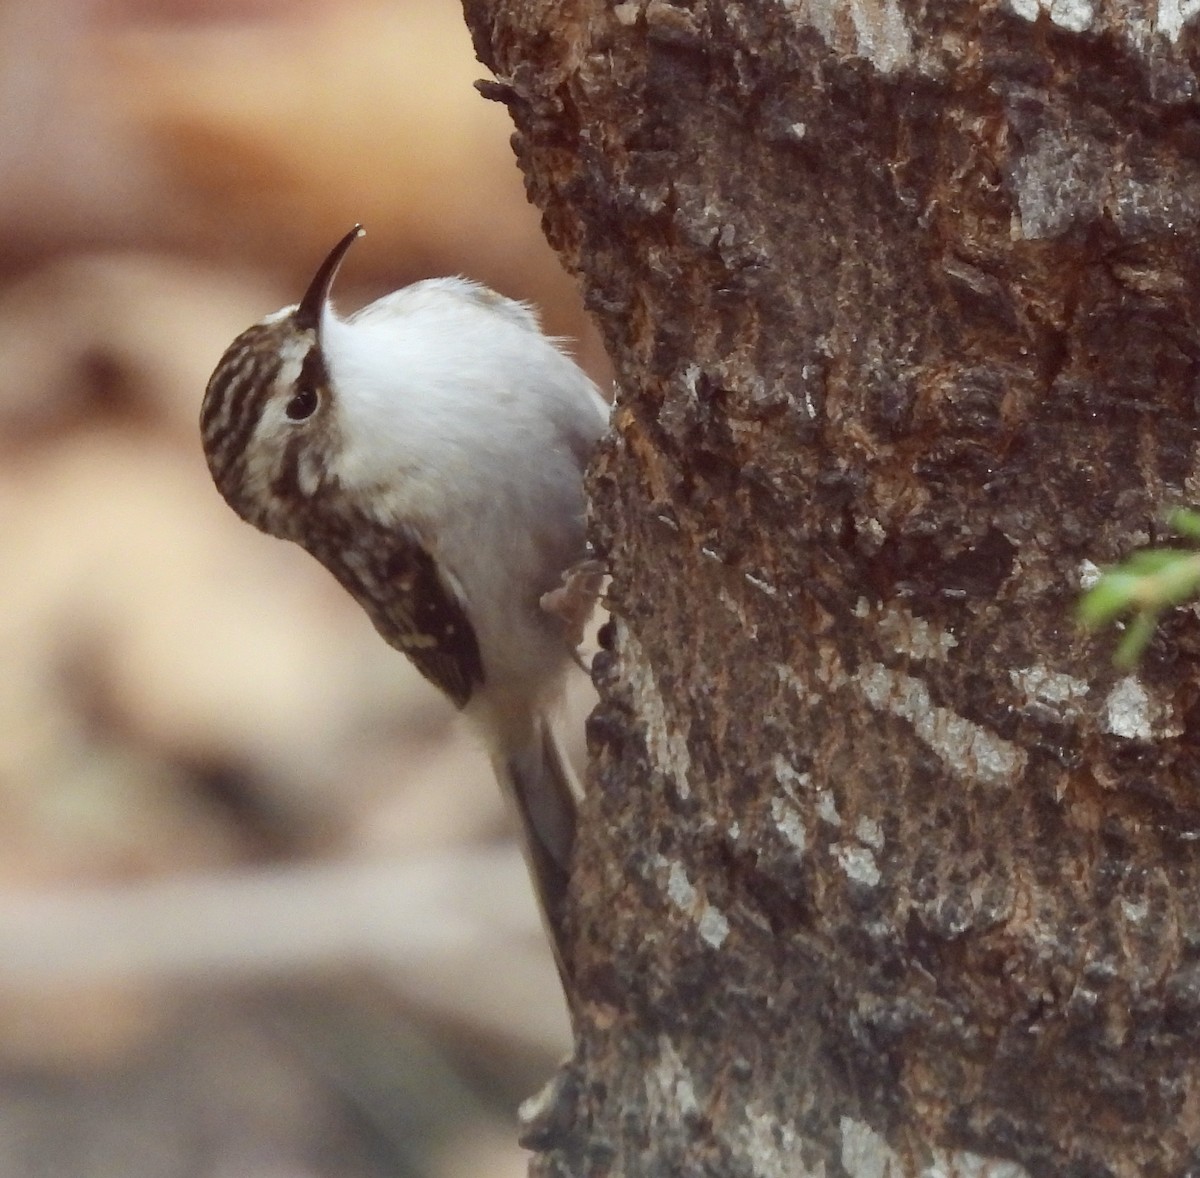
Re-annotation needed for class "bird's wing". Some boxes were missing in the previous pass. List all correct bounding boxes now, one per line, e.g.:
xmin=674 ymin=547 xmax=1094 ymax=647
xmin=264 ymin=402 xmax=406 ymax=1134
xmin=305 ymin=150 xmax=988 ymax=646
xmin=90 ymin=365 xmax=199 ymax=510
xmin=376 ymin=527 xmax=485 ymax=707
xmin=302 ymin=513 xmax=485 ymax=708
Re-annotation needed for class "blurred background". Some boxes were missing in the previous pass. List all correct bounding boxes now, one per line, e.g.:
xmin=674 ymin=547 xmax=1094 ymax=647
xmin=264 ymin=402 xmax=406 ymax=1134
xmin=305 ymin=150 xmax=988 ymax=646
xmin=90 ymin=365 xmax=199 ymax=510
xmin=0 ymin=1 xmax=608 ymax=1174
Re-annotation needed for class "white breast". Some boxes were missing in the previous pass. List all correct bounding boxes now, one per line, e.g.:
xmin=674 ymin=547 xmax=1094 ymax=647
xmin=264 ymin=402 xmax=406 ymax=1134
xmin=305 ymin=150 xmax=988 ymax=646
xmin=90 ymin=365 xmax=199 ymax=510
xmin=320 ymin=278 xmax=609 ymax=706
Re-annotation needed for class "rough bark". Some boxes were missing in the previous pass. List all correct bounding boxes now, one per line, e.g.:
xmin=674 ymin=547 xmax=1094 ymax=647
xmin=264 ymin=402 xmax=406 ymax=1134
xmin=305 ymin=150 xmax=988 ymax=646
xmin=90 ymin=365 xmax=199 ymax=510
xmin=460 ymin=2 xmax=1200 ymax=1175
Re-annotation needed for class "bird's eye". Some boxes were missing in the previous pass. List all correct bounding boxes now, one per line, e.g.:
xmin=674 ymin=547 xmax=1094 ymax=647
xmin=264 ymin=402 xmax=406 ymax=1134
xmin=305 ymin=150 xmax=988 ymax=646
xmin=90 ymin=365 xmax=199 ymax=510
xmin=285 ymin=387 xmax=319 ymax=421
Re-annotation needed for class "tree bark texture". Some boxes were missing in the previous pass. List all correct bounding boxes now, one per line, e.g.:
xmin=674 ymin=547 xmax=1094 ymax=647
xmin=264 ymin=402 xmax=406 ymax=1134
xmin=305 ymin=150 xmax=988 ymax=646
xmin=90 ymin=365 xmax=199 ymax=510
xmin=461 ymin=2 xmax=1200 ymax=1175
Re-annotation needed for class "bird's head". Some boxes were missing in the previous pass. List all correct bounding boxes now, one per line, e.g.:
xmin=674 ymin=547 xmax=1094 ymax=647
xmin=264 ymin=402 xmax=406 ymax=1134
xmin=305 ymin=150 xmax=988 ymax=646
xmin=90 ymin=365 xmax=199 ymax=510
xmin=200 ymin=225 xmax=364 ymax=538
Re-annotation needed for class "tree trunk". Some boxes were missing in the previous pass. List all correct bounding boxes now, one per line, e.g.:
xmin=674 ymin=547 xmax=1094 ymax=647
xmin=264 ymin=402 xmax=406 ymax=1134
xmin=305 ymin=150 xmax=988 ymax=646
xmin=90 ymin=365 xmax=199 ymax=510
xmin=460 ymin=2 xmax=1200 ymax=1175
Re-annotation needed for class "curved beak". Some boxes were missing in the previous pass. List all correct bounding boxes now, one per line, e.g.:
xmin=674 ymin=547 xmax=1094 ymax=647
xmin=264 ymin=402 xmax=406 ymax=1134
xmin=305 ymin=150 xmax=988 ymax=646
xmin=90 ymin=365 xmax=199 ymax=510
xmin=294 ymin=224 xmax=365 ymax=334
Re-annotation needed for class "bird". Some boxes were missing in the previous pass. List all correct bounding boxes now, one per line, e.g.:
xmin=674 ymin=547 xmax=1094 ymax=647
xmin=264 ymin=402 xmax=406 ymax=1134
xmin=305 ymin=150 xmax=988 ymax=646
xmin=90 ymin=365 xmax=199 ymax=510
xmin=200 ymin=225 xmax=608 ymax=981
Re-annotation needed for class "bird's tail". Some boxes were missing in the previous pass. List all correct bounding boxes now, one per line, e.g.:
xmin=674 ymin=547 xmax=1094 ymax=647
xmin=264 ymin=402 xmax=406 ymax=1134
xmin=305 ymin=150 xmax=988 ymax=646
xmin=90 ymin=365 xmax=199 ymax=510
xmin=493 ymin=714 xmax=580 ymax=985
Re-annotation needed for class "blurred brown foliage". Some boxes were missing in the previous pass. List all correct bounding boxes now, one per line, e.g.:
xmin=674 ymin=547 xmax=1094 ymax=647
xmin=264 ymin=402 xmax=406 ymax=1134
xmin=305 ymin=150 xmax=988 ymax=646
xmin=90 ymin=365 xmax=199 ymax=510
xmin=0 ymin=1 xmax=600 ymax=1174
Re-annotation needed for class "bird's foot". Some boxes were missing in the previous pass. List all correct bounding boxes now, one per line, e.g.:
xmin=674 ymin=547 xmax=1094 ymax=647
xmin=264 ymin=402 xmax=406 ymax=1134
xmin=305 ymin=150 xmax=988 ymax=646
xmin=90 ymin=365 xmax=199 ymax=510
xmin=540 ymin=558 xmax=606 ymax=652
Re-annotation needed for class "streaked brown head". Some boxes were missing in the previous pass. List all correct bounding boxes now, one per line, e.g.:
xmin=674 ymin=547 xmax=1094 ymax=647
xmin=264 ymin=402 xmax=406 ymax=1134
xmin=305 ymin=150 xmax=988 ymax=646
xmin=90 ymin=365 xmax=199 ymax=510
xmin=199 ymin=226 xmax=363 ymax=537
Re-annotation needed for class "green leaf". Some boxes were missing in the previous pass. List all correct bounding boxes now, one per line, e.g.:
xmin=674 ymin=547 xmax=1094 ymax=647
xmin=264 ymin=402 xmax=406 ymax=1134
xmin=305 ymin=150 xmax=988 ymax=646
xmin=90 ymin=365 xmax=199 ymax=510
xmin=1113 ymin=611 xmax=1159 ymax=668
xmin=1077 ymin=511 xmax=1200 ymax=665
xmin=1124 ymin=549 xmax=1194 ymax=574
xmin=1078 ymin=572 xmax=1143 ymax=626
xmin=1169 ymin=508 xmax=1200 ymax=540
xmin=1145 ymin=553 xmax=1200 ymax=607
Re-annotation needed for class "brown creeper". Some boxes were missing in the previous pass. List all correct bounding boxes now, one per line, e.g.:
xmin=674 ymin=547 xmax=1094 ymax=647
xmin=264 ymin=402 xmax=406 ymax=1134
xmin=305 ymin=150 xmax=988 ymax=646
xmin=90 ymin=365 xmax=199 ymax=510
xmin=200 ymin=226 xmax=608 ymax=979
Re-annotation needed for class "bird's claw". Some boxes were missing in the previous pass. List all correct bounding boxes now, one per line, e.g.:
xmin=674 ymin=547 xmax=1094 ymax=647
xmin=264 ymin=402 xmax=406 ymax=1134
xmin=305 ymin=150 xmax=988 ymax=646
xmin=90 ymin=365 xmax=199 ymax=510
xmin=540 ymin=558 xmax=606 ymax=652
